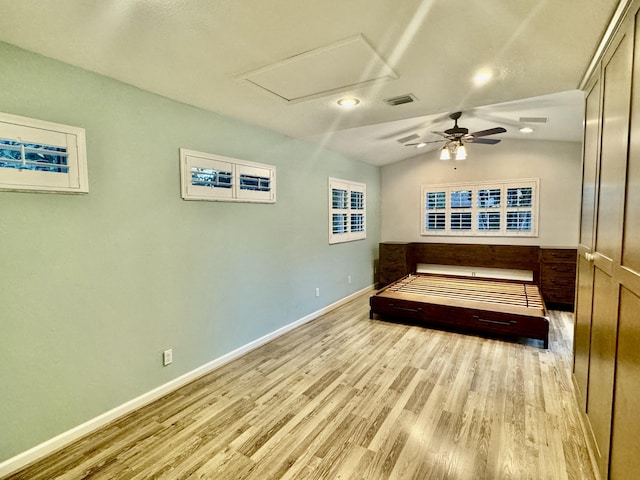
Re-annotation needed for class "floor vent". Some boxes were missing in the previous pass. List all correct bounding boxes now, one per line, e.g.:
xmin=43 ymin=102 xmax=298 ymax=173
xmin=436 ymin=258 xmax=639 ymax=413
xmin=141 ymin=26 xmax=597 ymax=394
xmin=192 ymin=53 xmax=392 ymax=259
xmin=385 ymin=94 xmax=417 ymax=106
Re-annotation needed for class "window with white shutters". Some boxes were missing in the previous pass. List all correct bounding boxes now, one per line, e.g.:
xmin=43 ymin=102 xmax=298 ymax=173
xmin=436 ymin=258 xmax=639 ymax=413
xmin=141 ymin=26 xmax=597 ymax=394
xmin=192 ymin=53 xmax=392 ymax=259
xmin=0 ymin=112 xmax=88 ymax=193
xmin=421 ymin=179 xmax=539 ymax=237
xmin=329 ymin=177 xmax=366 ymax=244
xmin=180 ymin=149 xmax=275 ymax=203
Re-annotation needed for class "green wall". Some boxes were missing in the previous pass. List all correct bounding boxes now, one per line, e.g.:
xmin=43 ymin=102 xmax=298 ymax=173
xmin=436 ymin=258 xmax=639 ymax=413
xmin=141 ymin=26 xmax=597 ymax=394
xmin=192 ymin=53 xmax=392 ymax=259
xmin=0 ymin=42 xmax=380 ymax=462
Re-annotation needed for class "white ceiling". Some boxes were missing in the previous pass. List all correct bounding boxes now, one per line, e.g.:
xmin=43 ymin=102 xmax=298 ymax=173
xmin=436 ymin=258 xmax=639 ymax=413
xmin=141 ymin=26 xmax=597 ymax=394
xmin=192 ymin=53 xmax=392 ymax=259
xmin=0 ymin=0 xmax=620 ymax=166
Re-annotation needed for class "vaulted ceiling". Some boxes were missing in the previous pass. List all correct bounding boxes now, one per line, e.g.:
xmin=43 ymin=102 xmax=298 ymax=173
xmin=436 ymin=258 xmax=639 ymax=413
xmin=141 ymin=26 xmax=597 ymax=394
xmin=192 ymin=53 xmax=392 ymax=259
xmin=0 ymin=0 xmax=621 ymax=165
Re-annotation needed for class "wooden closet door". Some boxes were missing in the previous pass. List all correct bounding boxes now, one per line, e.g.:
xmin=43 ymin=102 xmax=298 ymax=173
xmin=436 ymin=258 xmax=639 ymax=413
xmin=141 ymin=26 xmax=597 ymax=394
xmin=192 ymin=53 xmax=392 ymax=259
xmin=609 ymin=9 xmax=640 ymax=479
xmin=586 ymin=21 xmax=632 ymax=479
xmin=573 ymin=76 xmax=601 ymax=410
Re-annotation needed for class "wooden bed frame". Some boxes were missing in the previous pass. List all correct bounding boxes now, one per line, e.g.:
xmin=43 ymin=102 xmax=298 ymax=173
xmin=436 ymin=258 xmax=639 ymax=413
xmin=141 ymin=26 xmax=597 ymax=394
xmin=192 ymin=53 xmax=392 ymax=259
xmin=370 ymin=244 xmax=550 ymax=348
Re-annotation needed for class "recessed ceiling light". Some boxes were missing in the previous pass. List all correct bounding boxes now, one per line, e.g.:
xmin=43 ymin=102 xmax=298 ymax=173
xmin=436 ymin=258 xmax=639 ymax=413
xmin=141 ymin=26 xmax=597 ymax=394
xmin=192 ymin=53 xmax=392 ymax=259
xmin=337 ymin=97 xmax=360 ymax=107
xmin=519 ymin=126 xmax=534 ymax=134
xmin=473 ymin=69 xmax=493 ymax=87
xmin=416 ymin=142 xmax=427 ymax=148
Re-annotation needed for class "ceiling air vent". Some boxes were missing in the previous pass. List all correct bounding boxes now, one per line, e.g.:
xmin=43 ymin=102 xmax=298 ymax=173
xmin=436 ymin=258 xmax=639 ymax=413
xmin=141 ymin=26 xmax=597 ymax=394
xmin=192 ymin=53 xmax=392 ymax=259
xmin=397 ymin=133 xmax=420 ymax=144
xmin=519 ymin=117 xmax=547 ymax=123
xmin=385 ymin=94 xmax=417 ymax=106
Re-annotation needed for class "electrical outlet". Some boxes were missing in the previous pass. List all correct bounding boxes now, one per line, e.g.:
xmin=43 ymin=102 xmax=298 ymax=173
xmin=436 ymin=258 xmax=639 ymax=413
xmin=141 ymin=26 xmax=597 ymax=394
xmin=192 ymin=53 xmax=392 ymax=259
xmin=163 ymin=349 xmax=173 ymax=366
xmin=348 ymin=275 xmax=352 ymax=284
xmin=315 ymin=287 xmax=320 ymax=297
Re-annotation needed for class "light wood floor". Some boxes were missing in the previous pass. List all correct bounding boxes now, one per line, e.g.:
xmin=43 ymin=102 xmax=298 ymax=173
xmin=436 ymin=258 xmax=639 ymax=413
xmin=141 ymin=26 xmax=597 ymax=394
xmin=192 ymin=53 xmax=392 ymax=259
xmin=6 ymin=293 xmax=596 ymax=480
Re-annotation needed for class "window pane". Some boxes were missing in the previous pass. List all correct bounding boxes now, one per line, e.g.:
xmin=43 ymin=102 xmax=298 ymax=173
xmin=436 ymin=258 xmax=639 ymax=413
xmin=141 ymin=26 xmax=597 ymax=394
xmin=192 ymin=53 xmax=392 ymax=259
xmin=426 ymin=191 xmax=446 ymax=210
xmin=332 ymin=213 xmax=348 ymax=234
xmin=478 ymin=212 xmax=501 ymax=230
xmin=507 ymin=187 xmax=532 ymax=207
xmin=332 ymin=188 xmax=348 ymax=209
xmin=351 ymin=191 xmax=364 ymax=210
xmin=191 ymin=167 xmax=233 ymax=188
xmin=451 ymin=190 xmax=472 ymax=208
xmin=451 ymin=212 xmax=472 ymax=230
xmin=0 ymin=138 xmax=69 ymax=173
xmin=478 ymin=188 xmax=501 ymax=208
xmin=239 ymin=174 xmax=270 ymax=191
xmin=351 ymin=213 xmax=364 ymax=232
xmin=426 ymin=212 xmax=446 ymax=230
xmin=506 ymin=211 xmax=532 ymax=231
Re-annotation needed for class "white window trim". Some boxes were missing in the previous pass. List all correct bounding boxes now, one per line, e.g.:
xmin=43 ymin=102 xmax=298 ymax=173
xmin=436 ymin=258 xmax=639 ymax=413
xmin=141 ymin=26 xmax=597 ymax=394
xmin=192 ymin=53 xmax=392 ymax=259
xmin=180 ymin=148 xmax=276 ymax=203
xmin=0 ymin=112 xmax=88 ymax=194
xmin=329 ymin=177 xmax=366 ymax=244
xmin=420 ymin=178 xmax=539 ymax=237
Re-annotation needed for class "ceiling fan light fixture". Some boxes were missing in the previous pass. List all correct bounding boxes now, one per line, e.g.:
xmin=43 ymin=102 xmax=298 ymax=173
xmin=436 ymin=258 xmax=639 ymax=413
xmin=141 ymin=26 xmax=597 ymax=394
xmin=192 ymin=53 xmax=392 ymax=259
xmin=439 ymin=145 xmax=451 ymax=160
xmin=455 ymin=144 xmax=467 ymax=160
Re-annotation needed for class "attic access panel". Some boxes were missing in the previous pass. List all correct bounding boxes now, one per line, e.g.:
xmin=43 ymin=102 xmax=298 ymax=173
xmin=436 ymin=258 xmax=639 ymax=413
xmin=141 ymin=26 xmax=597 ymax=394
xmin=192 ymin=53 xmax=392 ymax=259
xmin=240 ymin=34 xmax=397 ymax=103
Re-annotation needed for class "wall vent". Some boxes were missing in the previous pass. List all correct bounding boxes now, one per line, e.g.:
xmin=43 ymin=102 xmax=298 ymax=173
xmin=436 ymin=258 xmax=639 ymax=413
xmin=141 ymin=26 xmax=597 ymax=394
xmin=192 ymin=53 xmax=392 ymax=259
xmin=385 ymin=94 xmax=417 ymax=106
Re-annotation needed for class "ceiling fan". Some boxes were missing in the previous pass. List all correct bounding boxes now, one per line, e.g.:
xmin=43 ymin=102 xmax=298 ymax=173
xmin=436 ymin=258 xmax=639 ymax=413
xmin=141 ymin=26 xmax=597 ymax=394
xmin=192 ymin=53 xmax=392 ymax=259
xmin=406 ymin=111 xmax=506 ymax=159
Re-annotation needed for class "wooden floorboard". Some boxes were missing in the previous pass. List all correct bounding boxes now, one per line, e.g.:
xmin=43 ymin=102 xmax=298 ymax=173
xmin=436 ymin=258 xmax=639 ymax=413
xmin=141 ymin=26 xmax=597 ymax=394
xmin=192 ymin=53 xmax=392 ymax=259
xmin=4 ymin=293 xmax=596 ymax=480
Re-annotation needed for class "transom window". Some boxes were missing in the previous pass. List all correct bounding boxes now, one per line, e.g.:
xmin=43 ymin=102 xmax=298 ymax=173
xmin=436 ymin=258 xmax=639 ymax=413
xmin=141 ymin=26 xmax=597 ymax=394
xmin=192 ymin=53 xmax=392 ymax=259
xmin=421 ymin=179 xmax=539 ymax=237
xmin=329 ymin=177 xmax=366 ymax=244
xmin=0 ymin=112 xmax=88 ymax=193
xmin=180 ymin=149 xmax=275 ymax=203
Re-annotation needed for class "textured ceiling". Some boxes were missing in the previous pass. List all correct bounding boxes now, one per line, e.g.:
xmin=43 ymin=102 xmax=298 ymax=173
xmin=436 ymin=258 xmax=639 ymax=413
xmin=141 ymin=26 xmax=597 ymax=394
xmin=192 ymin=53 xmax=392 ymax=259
xmin=0 ymin=0 xmax=621 ymax=165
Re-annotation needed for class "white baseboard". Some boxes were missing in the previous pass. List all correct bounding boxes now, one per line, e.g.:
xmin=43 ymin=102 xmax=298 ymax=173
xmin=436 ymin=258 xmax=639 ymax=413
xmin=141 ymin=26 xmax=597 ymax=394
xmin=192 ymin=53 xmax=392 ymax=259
xmin=0 ymin=286 xmax=373 ymax=477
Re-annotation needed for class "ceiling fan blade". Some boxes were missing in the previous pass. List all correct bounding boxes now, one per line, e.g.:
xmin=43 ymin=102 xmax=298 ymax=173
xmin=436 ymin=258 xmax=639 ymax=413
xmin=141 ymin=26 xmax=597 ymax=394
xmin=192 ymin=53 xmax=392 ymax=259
xmin=469 ymin=127 xmax=507 ymax=137
xmin=405 ymin=139 xmax=446 ymax=146
xmin=431 ymin=131 xmax=451 ymax=138
xmin=468 ymin=138 xmax=501 ymax=145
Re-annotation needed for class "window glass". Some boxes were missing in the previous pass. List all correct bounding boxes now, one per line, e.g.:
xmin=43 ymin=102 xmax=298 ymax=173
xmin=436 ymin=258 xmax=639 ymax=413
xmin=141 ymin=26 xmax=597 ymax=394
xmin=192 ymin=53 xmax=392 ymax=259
xmin=332 ymin=213 xmax=348 ymax=234
xmin=478 ymin=188 xmax=501 ymax=208
xmin=0 ymin=139 xmax=69 ymax=173
xmin=351 ymin=213 xmax=364 ymax=232
xmin=350 ymin=191 xmax=364 ymax=210
xmin=507 ymin=211 xmax=532 ymax=231
xmin=478 ymin=212 xmax=501 ymax=230
xmin=507 ymin=187 xmax=532 ymax=207
xmin=239 ymin=174 xmax=270 ymax=191
xmin=426 ymin=191 xmax=446 ymax=210
xmin=332 ymin=189 xmax=348 ymax=209
xmin=451 ymin=212 xmax=472 ymax=230
xmin=191 ymin=167 xmax=232 ymax=188
xmin=451 ymin=190 xmax=472 ymax=208
xmin=426 ymin=212 xmax=446 ymax=230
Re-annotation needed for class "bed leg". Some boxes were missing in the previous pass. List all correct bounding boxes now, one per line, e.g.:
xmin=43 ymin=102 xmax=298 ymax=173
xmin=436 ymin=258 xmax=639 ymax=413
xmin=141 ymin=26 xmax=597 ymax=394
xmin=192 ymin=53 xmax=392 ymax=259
xmin=544 ymin=336 xmax=549 ymax=349
xmin=369 ymin=310 xmax=373 ymax=320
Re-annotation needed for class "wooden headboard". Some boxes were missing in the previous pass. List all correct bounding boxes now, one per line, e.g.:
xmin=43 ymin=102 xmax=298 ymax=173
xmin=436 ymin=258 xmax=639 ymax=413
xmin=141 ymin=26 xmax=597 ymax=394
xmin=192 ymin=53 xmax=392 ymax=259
xmin=379 ymin=242 xmax=577 ymax=309
xmin=408 ymin=243 xmax=540 ymax=284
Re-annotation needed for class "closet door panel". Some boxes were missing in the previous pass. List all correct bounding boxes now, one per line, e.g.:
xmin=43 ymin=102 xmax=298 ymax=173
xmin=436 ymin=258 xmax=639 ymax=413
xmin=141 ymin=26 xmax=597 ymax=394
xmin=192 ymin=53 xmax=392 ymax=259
xmin=622 ymin=11 xmax=640 ymax=273
xmin=588 ymin=25 xmax=632 ymax=478
xmin=580 ymin=79 xmax=601 ymax=250
xmin=573 ymin=255 xmax=594 ymax=408
xmin=610 ymin=14 xmax=640 ymax=477
xmin=622 ymin=151 xmax=640 ymax=271
xmin=595 ymin=32 xmax=632 ymax=262
xmin=574 ymin=78 xmax=601 ymax=409
xmin=586 ymin=269 xmax=618 ymax=474
xmin=609 ymin=288 xmax=640 ymax=479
